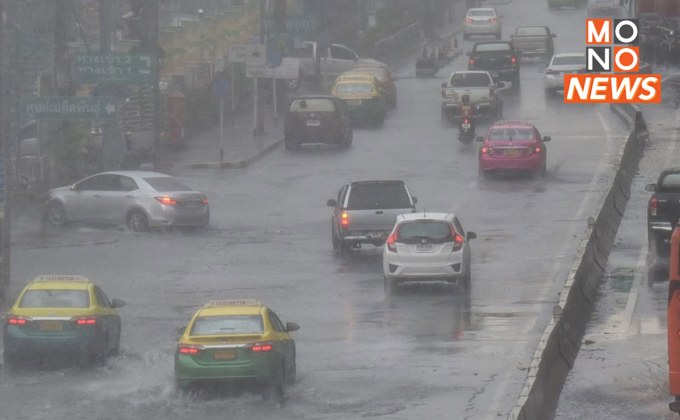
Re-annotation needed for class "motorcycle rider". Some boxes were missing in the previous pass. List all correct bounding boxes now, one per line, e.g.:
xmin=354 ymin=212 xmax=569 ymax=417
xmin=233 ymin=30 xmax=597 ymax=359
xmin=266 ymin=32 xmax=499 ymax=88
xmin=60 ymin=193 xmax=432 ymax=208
xmin=458 ymin=94 xmax=476 ymax=141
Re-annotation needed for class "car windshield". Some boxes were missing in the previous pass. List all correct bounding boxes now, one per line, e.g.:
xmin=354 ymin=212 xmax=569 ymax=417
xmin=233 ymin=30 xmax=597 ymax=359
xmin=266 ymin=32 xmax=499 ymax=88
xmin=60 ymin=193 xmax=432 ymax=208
xmin=335 ymin=83 xmax=373 ymax=94
xmin=190 ymin=315 xmax=264 ymax=335
xmin=290 ymin=98 xmax=336 ymax=112
xmin=515 ymin=27 xmax=547 ymax=36
xmin=552 ymin=55 xmax=586 ymax=66
xmin=348 ymin=183 xmax=412 ymax=210
xmin=660 ymin=173 xmax=680 ymax=191
xmin=19 ymin=290 xmax=90 ymax=308
xmin=468 ymin=9 xmax=494 ymax=17
xmin=474 ymin=43 xmax=511 ymax=52
xmin=143 ymin=176 xmax=193 ymax=192
xmin=397 ymin=221 xmax=453 ymax=244
xmin=450 ymin=73 xmax=492 ymax=87
xmin=489 ymin=128 xmax=535 ymax=141
xmin=352 ymin=69 xmax=384 ymax=81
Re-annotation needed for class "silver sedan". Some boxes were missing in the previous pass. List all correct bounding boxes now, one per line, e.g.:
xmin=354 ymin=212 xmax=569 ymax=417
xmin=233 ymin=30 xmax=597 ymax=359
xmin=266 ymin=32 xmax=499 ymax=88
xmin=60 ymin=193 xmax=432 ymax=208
xmin=463 ymin=8 xmax=502 ymax=40
xmin=44 ymin=171 xmax=210 ymax=232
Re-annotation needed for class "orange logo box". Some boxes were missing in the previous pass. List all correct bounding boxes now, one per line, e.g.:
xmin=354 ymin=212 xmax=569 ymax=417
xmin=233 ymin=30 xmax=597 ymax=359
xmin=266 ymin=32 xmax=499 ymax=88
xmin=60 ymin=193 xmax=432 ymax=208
xmin=563 ymin=74 xmax=661 ymax=103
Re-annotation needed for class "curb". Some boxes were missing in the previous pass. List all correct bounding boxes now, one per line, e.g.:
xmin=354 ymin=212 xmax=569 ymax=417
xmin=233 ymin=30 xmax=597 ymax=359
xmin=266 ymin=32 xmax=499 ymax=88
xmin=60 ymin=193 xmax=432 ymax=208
xmin=186 ymin=138 xmax=283 ymax=169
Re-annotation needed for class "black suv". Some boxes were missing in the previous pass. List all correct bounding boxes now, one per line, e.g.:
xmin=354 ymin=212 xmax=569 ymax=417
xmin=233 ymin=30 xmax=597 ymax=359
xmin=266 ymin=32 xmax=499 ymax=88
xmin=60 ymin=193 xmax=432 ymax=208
xmin=284 ymin=95 xmax=353 ymax=150
xmin=467 ymin=41 xmax=520 ymax=88
xmin=326 ymin=180 xmax=417 ymax=253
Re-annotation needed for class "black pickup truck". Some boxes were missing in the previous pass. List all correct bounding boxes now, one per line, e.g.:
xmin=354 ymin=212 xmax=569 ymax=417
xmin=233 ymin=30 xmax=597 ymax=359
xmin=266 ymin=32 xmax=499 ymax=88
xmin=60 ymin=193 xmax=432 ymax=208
xmin=467 ymin=40 xmax=520 ymax=89
xmin=646 ymin=168 xmax=680 ymax=269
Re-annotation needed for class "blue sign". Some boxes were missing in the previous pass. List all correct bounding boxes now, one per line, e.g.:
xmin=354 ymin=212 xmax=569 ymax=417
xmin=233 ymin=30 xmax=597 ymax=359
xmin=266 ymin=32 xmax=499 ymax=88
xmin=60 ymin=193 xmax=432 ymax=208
xmin=212 ymin=78 xmax=230 ymax=98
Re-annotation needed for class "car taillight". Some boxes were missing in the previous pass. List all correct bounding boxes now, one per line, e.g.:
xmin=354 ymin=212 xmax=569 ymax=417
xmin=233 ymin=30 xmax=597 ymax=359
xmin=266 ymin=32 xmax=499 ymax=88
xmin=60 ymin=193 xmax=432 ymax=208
xmin=481 ymin=146 xmax=492 ymax=154
xmin=465 ymin=18 xmax=473 ymax=24
xmin=249 ymin=342 xmax=273 ymax=352
xmin=469 ymin=58 xmax=475 ymax=68
xmin=155 ymin=196 xmax=178 ymax=206
xmin=340 ymin=211 xmax=349 ymax=228
xmin=534 ymin=146 xmax=541 ymax=153
xmin=463 ymin=118 xmax=470 ymax=124
xmin=202 ymin=197 xmax=209 ymax=205
xmin=73 ymin=316 xmax=97 ymax=326
xmin=386 ymin=232 xmax=398 ymax=253
xmin=451 ymin=226 xmax=464 ymax=251
xmin=7 ymin=315 xmax=29 ymax=326
xmin=489 ymin=18 xmax=497 ymax=24
xmin=650 ymin=196 xmax=657 ymax=216
xmin=511 ymin=56 xmax=517 ymax=65
xmin=178 ymin=344 xmax=204 ymax=355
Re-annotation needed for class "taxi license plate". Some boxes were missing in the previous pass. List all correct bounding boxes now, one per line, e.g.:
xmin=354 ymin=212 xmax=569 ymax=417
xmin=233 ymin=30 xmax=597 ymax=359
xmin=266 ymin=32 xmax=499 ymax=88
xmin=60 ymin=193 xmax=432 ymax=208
xmin=462 ymin=123 xmax=471 ymax=130
xmin=183 ymin=202 xmax=198 ymax=210
xmin=504 ymin=149 xmax=519 ymax=156
xmin=346 ymin=99 xmax=362 ymax=106
xmin=40 ymin=321 xmax=63 ymax=331
xmin=306 ymin=119 xmax=320 ymax=126
xmin=213 ymin=349 xmax=237 ymax=360
xmin=416 ymin=243 xmax=433 ymax=251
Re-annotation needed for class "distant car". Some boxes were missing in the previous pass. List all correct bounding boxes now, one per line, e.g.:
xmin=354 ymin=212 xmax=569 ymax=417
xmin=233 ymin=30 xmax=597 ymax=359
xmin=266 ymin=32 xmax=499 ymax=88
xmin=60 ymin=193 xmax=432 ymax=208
xmin=477 ymin=120 xmax=551 ymax=179
xmin=331 ymin=78 xmax=387 ymax=125
xmin=175 ymin=299 xmax=299 ymax=398
xmin=468 ymin=41 xmax=520 ymax=87
xmin=3 ymin=275 xmax=125 ymax=370
xmin=587 ymin=0 xmax=620 ymax=15
xmin=383 ymin=213 xmax=476 ymax=294
xmin=347 ymin=65 xmax=398 ymax=108
xmin=463 ymin=8 xmax=502 ymax=40
xmin=327 ymin=180 xmax=417 ymax=253
xmin=544 ymin=53 xmax=587 ymax=95
xmin=284 ymin=95 xmax=353 ymax=150
xmin=43 ymin=171 xmax=210 ymax=232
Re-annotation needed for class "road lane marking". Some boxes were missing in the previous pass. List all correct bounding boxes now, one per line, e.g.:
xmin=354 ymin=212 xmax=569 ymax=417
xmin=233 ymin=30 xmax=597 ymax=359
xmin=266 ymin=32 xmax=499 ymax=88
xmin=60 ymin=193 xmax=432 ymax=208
xmin=489 ymin=109 xmax=615 ymax=417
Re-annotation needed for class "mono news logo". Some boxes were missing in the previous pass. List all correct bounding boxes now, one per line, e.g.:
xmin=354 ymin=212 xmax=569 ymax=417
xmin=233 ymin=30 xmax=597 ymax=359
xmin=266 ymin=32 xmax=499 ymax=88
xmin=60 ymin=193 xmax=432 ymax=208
xmin=564 ymin=18 xmax=661 ymax=103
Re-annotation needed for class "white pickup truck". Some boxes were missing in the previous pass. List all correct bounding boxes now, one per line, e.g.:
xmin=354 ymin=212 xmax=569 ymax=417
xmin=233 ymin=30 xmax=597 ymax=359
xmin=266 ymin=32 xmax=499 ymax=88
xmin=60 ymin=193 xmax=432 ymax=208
xmin=286 ymin=41 xmax=385 ymax=90
xmin=440 ymin=70 xmax=504 ymax=121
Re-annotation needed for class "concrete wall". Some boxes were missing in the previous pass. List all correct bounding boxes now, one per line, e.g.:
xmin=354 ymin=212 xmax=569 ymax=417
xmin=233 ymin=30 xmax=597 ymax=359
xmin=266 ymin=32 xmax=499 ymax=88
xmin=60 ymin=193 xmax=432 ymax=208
xmin=508 ymin=104 xmax=647 ymax=419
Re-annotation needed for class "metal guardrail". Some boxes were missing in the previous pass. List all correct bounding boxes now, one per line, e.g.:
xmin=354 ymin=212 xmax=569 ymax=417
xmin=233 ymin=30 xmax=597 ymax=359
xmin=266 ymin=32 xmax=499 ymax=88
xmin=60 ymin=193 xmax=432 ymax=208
xmin=373 ymin=21 xmax=423 ymax=66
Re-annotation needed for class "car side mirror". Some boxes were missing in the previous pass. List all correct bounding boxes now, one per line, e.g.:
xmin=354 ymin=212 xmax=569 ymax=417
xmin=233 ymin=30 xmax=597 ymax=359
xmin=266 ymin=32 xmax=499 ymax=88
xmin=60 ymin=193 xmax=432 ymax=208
xmin=467 ymin=231 xmax=477 ymax=240
xmin=545 ymin=63 xmax=549 ymax=68
xmin=286 ymin=322 xmax=300 ymax=332
xmin=176 ymin=326 xmax=187 ymax=335
xmin=543 ymin=136 xmax=551 ymax=142
xmin=645 ymin=183 xmax=657 ymax=192
xmin=441 ymin=82 xmax=447 ymax=88
xmin=496 ymin=81 xmax=505 ymax=88
xmin=111 ymin=298 xmax=126 ymax=309
xmin=327 ymin=199 xmax=337 ymax=207
xmin=475 ymin=135 xmax=484 ymax=142
xmin=412 ymin=196 xmax=418 ymax=205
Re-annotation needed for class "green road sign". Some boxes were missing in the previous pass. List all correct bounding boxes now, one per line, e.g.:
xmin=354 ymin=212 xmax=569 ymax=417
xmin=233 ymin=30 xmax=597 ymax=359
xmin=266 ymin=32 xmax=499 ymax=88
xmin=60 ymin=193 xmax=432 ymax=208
xmin=22 ymin=97 xmax=118 ymax=121
xmin=73 ymin=53 xmax=156 ymax=85
xmin=265 ymin=14 xmax=317 ymax=34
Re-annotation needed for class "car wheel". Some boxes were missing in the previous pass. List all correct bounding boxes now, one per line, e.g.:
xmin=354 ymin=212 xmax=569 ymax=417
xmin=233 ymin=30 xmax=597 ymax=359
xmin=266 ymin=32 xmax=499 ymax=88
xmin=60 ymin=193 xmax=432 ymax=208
xmin=332 ymin=226 xmax=340 ymax=251
xmin=513 ymin=73 xmax=521 ymax=89
xmin=287 ymin=349 xmax=296 ymax=384
xmin=344 ymin=131 xmax=353 ymax=148
xmin=479 ymin=167 xmax=490 ymax=180
xmin=384 ymin=276 xmax=398 ymax=295
xmin=46 ymin=201 xmax=67 ymax=227
xmin=462 ymin=268 xmax=471 ymax=293
xmin=111 ymin=326 xmax=121 ymax=356
xmin=126 ymin=210 xmax=149 ymax=232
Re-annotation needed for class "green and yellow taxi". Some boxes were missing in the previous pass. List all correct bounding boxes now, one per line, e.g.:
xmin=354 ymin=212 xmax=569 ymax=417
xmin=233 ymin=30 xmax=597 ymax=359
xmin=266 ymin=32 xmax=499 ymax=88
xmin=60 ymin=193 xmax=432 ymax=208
xmin=174 ymin=299 xmax=300 ymax=396
xmin=3 ymin=275 xmax=125 ymax=369
xmin=331 ymin=78 xmax=387 ymax=126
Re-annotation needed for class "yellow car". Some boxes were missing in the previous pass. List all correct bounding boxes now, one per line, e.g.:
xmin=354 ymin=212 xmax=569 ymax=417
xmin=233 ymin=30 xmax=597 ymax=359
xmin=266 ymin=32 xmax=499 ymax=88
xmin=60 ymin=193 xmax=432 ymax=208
xmin=3 ymin=275 xmax=125 ymax=370
xmin=175 ymin=299 xmax=300 ymax=398
xmin=331 ymin=78 xmax=387 ymax=126
xmin=347 ymin=65 xmax=397 ymax=108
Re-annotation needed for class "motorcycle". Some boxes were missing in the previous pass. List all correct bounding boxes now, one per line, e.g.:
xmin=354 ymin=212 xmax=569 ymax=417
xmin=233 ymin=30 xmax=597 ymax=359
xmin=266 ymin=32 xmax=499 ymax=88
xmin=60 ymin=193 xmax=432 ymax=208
xmin=458 ymin=105 xmax=477 ymax=144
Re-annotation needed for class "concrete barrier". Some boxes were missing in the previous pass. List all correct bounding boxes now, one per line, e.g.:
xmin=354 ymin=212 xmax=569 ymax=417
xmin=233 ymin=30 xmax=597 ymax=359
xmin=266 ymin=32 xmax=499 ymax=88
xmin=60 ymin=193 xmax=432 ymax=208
xmin=508 ymin=102 xmax=645 ymax=419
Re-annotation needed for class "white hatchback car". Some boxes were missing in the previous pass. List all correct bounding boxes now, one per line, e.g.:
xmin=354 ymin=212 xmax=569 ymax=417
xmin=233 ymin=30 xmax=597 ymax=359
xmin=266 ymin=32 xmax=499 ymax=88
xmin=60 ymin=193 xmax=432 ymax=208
xmin=382 ymin=213 xmax=476 ymax=294
xmin=587 ymin=0 xmax=621 ymax=16
xmin=463 ymin=8 xmax=502 ymax=40
xmin=544 ymin=52 xmax=586 ymax=95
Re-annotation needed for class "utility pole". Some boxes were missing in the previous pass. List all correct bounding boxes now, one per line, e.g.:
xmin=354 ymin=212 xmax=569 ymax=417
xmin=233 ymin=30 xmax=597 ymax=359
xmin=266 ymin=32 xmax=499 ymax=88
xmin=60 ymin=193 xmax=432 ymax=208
xmin=149 ymin=0 xmax=160 ymax=170
xmin=254 ymin=0 xmax=265 ymax=137
xmin=99 ymin=0 xmax=118 ymax=171
xmin=0 ymin=0 xmax=8 ymax=303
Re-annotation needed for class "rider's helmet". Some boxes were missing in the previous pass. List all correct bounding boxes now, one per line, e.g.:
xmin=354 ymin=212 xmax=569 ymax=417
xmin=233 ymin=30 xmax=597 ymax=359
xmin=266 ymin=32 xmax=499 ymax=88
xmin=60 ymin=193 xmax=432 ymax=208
xmin=461 ymin=94 xmax=470 ymax=105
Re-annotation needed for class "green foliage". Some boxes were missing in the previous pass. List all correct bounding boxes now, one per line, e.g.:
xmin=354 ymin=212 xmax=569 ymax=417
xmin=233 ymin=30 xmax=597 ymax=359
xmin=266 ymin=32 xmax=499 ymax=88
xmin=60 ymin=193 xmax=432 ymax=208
xmin=47 ymin=122 xmax=96 ymax=186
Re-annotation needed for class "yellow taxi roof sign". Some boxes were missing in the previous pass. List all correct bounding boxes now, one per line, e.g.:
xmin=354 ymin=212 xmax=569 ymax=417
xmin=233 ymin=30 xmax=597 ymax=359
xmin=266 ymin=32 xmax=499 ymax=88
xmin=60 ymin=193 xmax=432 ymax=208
xmin=33 ymin=275 xmax=89 ymax=283
xmin=204 ymin=299 xmax=262 ymax=308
